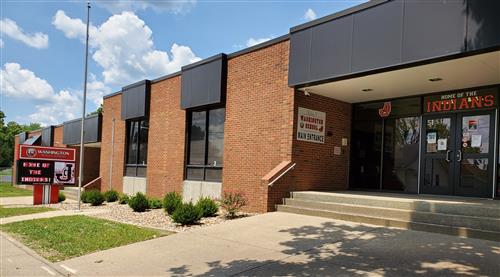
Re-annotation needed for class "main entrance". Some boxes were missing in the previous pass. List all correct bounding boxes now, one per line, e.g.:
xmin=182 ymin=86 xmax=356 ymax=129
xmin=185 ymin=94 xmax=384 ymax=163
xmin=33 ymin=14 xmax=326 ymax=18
xmin=421 ymin=111 xmax=495 ymax=198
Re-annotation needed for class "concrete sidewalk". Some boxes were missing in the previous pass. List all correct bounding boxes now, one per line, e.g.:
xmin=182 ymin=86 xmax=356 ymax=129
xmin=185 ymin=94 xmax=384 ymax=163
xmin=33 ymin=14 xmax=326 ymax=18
xmin=0 ymin=196 xmax=34 ymax=206
xmin=0 ymin=209 xmax=108 ymax=225
xmin=56 ymin=212 xmax=499 ymax=276
xmin=1 ymin=233 xmax=66 ymax=276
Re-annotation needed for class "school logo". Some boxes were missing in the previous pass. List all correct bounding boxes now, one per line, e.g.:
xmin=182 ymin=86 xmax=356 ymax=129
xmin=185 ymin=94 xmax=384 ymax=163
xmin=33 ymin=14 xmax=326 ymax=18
xmin=378 ymin=102 xmax=391 ymax=118
xmin=26 ymin=148 xmax=37 ymax=158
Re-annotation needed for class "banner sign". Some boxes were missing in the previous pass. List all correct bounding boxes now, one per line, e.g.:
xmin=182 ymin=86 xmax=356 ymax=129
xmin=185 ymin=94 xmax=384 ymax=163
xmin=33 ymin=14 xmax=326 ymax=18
xmin=297 ymin=107 xmax=326 ymax=144
xmin=424 ymin=89 xmax=497 ymax=114
xmin=19 ymin=145 xmax=75 ymax=161
xmin=17 ymin=145 xmax=76 ymax=185
xmin=17 ymin=160 xmax=54 ymax=184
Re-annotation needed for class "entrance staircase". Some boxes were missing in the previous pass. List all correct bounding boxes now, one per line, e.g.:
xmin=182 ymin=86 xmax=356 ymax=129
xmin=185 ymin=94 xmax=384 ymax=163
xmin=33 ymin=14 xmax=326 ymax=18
xmin=277 ymin=191 xmax=500 ymax=241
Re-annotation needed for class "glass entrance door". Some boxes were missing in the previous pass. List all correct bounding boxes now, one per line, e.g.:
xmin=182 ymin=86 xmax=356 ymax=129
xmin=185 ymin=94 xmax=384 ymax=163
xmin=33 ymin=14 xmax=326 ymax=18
xmin=421 ymin=111 xmax=494 ymax=197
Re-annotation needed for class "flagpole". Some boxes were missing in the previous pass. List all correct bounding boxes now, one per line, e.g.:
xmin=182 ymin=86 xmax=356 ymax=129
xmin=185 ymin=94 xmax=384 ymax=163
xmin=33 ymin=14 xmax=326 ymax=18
xmin=78 ymin=2 xmax=91 ymax=211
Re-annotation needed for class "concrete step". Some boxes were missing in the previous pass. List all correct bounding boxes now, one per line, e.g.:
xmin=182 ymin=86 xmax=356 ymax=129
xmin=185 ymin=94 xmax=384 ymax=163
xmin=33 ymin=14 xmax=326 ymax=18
xmin=291 ymin=191 xmax=500 ymax=218
xmin=284 ymin=198 xmax=500 ymax=233
xmin=60 ymin=187 xmax=81 ymax=200
xmin=277 ymin=205 xmax=500 ymax=242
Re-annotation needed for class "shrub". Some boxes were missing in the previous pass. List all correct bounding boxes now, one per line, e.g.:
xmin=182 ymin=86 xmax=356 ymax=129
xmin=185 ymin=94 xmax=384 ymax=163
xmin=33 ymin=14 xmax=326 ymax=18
xmin=163 ymin=191 xmax=182 ymax=215
xmin=196 ymin=197 xmax=218 ymax=217
xmin=104 ymin=190 xmax=119 ymax=202
xmin=118 ymin=193 xmax=129 ymax=204
xmin=128 ymin=192 xmax=149 ymax=212
xmin=172 ymin=202 xmax=202 ymax=225
xmin=81 ymin=190 xmax=91 ymax=203
xmin=86 ymin=190 xmax=105 ymax=206
xmin=149 ymin=198 xmax=163 ymax=209
xmin=220 ymin=192 xmax=246 ymax=219
xmin=58 ymin=192 xmax=66 ymax=202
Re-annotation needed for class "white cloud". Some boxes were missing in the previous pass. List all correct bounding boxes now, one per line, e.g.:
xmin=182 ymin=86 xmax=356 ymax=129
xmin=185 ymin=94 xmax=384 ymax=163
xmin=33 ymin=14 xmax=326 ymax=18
xmin=246 ymin=37 xmax=273 ymax=47
xmin=0 ymin=63 xmax=81 ymax=126
xmin=87 ymin=74 xmax=111 ymax=106
xmin=304 ymin=8 xmax=317 ymax=21
xmin=53 ymin=10 xmax=200 ymax=86
xmin=94 ymin=0 xmax=196 ymax=14
xmin=28 ymin=90 xmax=81 ymax=126
xmin=1 ymin=63 xmax=54 ymax=100
xmin=0 ymin=18 xmax=48 ymax=49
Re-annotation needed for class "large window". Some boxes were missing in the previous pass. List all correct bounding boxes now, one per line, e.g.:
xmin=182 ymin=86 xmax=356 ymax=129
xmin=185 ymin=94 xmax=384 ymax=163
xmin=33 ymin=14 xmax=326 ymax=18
xmin=125 ymin=119 xmax=149 ymax=177
xmin=186 ymin=108 xmax=225 ymax=182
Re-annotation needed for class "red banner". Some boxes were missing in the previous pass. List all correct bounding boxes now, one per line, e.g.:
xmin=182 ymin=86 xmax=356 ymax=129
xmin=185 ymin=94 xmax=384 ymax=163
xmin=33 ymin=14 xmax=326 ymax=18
xmin=19 ymin=145 xmax=76 ymax=162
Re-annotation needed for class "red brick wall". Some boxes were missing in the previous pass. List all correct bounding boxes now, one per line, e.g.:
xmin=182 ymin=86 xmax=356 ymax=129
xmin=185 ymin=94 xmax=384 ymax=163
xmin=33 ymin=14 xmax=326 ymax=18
xmin=267 ymin=92 xmax=352 ymax=211
xmin=146 ymin=75 xmax=186 ymax=198
xmin=99 ymin=94 xmax=126 ymax=192
xmin=223 ymin=40 xmax=295 ymax=213
xmin=12 ymin=135 xmax=19 ymax=185
xmin=53 ymin=126 xmax=64 ymax=147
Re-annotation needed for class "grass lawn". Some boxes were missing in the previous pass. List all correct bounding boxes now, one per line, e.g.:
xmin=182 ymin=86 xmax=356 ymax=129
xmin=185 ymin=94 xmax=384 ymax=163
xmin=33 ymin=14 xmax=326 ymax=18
xmin=1 ymin=215 xmax=169 ymax=262
xmin=0 ymin=183 xmax=32 ymax=197
xmin=0 ymin=168 xmax=12 ymax=176
xmin=0 ymin=206 xmax=55 ymax=218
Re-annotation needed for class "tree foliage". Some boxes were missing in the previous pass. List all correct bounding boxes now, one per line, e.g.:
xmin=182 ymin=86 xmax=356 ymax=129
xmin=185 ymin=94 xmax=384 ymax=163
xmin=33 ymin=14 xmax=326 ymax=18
xmin=0 ymin=111 xmax=42 ymax=167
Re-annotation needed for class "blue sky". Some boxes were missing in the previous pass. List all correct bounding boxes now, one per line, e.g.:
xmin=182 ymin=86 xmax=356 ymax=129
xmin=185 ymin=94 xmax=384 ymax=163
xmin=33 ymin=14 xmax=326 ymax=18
xmin=1 ymin=0 xmax=365 ymax=126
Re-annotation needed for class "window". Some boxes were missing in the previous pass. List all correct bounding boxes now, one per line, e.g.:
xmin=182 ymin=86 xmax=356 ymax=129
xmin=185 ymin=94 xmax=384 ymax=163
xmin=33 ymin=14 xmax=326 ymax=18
xmin=186 ymin=108 xmax=225 ymax=182
xmin=125 ymin=119 xmax=148 ymax=177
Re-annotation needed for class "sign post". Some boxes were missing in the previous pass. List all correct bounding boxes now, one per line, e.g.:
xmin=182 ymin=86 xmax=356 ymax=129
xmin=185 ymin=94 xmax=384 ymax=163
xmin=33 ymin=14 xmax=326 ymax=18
xmin=17 ymin=145 xmax=76 ymax=205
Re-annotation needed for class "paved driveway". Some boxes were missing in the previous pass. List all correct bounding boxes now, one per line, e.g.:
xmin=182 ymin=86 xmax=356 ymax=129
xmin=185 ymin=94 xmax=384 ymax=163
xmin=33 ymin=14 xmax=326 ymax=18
xmin=56 ymin=212 xmax=499 ymax=276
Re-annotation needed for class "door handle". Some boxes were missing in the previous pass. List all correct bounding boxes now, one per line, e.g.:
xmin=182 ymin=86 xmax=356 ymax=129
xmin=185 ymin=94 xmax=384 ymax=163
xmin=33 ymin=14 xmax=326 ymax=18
xmin=457 ymin=150 xmax=462 ymax=162
xmin=445 ymin=150 xmax=452 ymax=163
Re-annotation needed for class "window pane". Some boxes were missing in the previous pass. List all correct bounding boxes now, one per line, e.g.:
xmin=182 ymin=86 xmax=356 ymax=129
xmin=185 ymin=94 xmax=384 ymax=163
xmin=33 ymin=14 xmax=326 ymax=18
xmin=186 ymin=167 xmax=204 ymax=180
xmin=125 ymin=166 xmax=136 ymax=177
xmin=382 ymin=117 xmax=420 ymax=193
xmin=208 ymin=108 xmax=225 ymax=167
xmin=461 ymin=115 xmax=489 ymax=154
xmin=350 ymin=120 xmax=382 ymax=189
xmin=138 ymin=120 xmax=149 ymax=165
xmin=189 ymin=111 xmax=206 ymax=165
xmin=205 ymin=168 xmax=222 ymax=182
xmin=136 ymin=166 xmax=147 ymax=177
xmin=126 ymin=121 xmax=139 ymax=164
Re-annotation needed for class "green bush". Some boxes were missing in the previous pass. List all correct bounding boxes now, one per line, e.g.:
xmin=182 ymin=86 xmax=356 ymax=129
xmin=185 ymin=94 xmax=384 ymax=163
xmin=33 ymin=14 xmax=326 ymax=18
xmin=103 ymin=190 xmax=119 ymax=202
xmin=172 ymin=202 xmax=202 ymax=225
xmin=81 ymin=190 xmax=91 ymax=203
xmin=149 ymin=198 xmax=163 ymax=209
xmin=128 ymin=192 xmax=149 ymax=212
xmin=86 ymin=190 xmax=105 ymax=206
xmin=196 ymin=197 xmax=218 ymax=217
xmin=58 ymin=191 xmax=66 ymax=202
xmin=220 ymin=192 xmax=246 ymax=219
xmin=163 ymin=191 xmax=182 ymax=215
xmin=118 ymin=193 xmax=130 ymax=204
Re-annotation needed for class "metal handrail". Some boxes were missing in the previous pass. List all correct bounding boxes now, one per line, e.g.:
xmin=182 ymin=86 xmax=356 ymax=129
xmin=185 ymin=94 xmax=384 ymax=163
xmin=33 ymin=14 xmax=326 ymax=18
xmin=83 ymin=176 xmax=101 ymax=189
xmin=268 ymin=163 xmax=296 ymax=187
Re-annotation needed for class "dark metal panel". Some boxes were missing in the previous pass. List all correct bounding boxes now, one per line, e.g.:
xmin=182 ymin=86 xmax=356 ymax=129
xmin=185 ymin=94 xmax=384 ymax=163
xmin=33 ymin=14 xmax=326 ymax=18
xmin=41 ymin=126 xmax=54 ymax=146
xmin=352 ymin=0 xmax=403 ymax=72
xmin=63 ymin=114 xmax=102 ymax=145
xmin=466 ymin=0 xmax=500 ymax=51
xmin=310 ymin=15 xmax=353 ymax=81
xmin=288 ymin=29 xmax=312 ymax=86
xmin=121 ymin=80 xmax=150 ymax=120
xmin=181 ymin=54 xmax=227 ymax=109
xmin=402 ymin=0 xmax=466 ymax=63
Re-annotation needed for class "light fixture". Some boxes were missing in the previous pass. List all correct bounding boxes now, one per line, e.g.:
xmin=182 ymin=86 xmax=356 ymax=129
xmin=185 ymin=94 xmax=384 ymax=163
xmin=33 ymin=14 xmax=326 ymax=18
xmin=304 ymin=89 xmax=311 ymax=96
xmin=362 ymin=88 xmax=373 ymax=92
xmin=428 ymin=77 xmax=442 ymax=82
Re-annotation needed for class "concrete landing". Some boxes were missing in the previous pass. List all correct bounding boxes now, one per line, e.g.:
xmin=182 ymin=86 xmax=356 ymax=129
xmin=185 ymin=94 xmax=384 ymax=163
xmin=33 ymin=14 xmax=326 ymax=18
xmin=54 ymin=212 xmax=499 ymax=276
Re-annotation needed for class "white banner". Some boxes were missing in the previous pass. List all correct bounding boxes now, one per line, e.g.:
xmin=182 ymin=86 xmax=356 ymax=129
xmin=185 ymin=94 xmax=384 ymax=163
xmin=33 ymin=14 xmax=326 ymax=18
xmin=297 ymin=107 xmax=326 ymax=144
